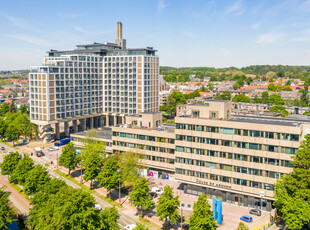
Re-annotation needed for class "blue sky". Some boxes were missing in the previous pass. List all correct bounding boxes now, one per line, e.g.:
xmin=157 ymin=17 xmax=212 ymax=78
xmin=1 ymin=0 xmax=310 ymax=70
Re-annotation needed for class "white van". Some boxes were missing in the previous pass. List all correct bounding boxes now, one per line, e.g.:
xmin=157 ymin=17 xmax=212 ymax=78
xmin=151 ymin=187 xmax=163 ymax=195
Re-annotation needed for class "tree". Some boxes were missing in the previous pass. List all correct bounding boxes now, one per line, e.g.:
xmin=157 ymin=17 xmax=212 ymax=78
xmin=28 ymin=187 xmax=106 ymax=230
xmin=269 ymin=106 xmax=289 ymax=117
xmin=261 ymin=91 xmax=269 ymax=104
xmin=13 ymin=92 xmax=18 ymax=98
xmin=274 ymin=135 xmax=310 ymax=230
xmin=133 ymin=223 xmax=149 ymax=230
xmin=207 ymin=82 xmax=214 ymax=91
xmin=83 ymin=151 xmax=103 ymax=189
xmin=5 ymin=123 xmax=20 ymax=145
xmin=0 ymin=187 xmax=14 ymax=230
xmin=233 ymin=82 xmax=241 ymax=90
xmin=0 ymin=118 xmax=7 ymax=139
xmin=17 ymin=104 xmax=29 ymax=114
xmin=9 ymin=101 xmax=16 ymax=113
xmin=10 ymin=154 xmax=34 ymax=185
xmin=268 ymin=83 xmax=277 ymax=92
xmin=236 ymin=222 xmax=249 ymax=230
xmin=253 ymin=95 xmax=261 ymax=103
xmin=269 ymin=94 xmax=285 ymax=105
xmin=101 ymin=206 xmax=120 ymax=230
xmin=189 ymin=193 xmax=217 ymax=230
xmin=164 ymin=91 xmax=187 ymax=117
xmin=59 ymin=142 xmax=79 ymax=176
xmin=0 ymin=103 xmax=9 ymax=116
xmin=232 ymin=94 xmax=252 ymax=103
xmin=300 ymin=82 xmax=309 ymax=107
xmin=0 ymin=151 xmax=21 ymax=176
xmin=156 ymin=185 xmax=180 ymax=229
xmin=24 ymin=165 xmax=50 ymax=195
xmin=97 ymin=155 xmax=120 ymax=196
xmin=115 ymin=151 xmax=143 ymax=186
xmin=245 ymin=77 xmax=253 ymax=85
xmin=220 ymin=91 xmax=232 ymax=100
xmin=129 ymin=177 xmax=154 ymax=218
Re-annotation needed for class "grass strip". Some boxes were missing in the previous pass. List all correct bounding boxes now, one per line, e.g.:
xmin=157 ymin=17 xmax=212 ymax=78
xmin=9 ymin=182 xmax=30 ymax=201
xmin=139 ymin=217 xmax=161 ymax=230
xmin=53 ymin=169 xmax=121 ymax=207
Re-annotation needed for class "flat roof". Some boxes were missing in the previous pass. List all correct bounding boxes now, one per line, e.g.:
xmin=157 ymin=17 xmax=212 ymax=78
xmin=233 ymin=115 xmax=310 ymax=127
xmin=71 ymin=128 xmax=112 ymax=140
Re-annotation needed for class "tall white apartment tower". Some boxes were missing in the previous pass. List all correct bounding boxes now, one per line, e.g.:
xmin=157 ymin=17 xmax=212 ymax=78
xmin=29 ymin=22 xmax=159 ymax=140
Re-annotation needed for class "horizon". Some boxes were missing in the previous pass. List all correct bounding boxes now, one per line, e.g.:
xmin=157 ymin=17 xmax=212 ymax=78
xmin=1 ymin=0 xmax=310 ymax=70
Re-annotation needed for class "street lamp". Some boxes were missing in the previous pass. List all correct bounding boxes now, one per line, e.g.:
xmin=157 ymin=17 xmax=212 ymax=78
xmin=260 ymin=190 xmax=265 ymax=230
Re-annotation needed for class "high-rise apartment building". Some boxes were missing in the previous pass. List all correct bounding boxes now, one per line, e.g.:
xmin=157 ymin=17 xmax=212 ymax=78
xmin=29 ymin=22 xmax=159 ymax=140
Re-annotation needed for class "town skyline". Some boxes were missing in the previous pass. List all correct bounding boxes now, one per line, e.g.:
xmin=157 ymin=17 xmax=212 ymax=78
xmin=1 ymin=0 xmax=310 ymax=70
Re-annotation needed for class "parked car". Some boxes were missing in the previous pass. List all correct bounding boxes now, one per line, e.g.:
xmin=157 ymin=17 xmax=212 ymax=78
xmin=124 ymin=224 xmax=136 ymax=230
xmin=149 ymin=192 xmax=157 ymax=199
xmin=7 ymin=151 xmax=12 ymax=154
xmin=48 ymin=146 xmax=59 ymax=151
xmin=240 ymin=215 xmax=253 ymax=223
xmin=151 ymin=187 xmax=163 ymax=195
xmin=0 ymin=146 xmax=5 ymax=151
xmin=249 ymin=209 xmax=261 ymax=216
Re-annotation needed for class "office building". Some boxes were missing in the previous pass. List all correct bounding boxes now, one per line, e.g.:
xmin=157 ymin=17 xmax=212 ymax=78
xmin=29 ymin=22 xmax=159 ymax=141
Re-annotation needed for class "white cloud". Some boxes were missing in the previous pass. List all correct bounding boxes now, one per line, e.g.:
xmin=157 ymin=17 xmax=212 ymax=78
xmin=7 ymin=34 xmax=53 ymax=46
xmin=226 ymin=0 xmax=245 ymax=16
xmin=256 ymin=32 xmax=283 ymax=44
xmin=4 ymin=15 xmax=33 ymax=30
xmin=293 ymin=29 xmax=310 ymax=42
xmin=251 ymin=23 xmax=260 ymax=29
xmin=158 ymin=0 xmax=168 ymax=13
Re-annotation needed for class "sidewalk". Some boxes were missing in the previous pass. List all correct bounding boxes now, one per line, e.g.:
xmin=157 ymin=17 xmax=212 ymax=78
xmin=0 ymin=175 xmax=31 ymax=215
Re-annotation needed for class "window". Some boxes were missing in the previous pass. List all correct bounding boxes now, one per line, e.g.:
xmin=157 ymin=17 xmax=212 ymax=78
xmin=176 ymin=168 xmax=185 ymax=174
xmin=249 ymin=143 xmax=262 ymax=150
xmin=196 ymin=160 xmax=205 ymax=167
xmin=176 ymin=157 xmax=185 ymax=163
xmin=248 ymin=168 xmax=262 ymax=176
xmin=250 ymin=181 xmax=262 ymax=188
xmin=195 ymin=172 xmax=205 ymax=178
xmin=265 ymin=132 xmax=274 ymax=139
xmin=186 ymin=147 xmax=194 ymax=154
xmin=186 ymin=159 xmax=194 ymax=165
xmin=210 ymin=174 xmax=218 ymax=181
xmin=187 ymin=136 xmax=195 ymax=142
xmin=234 ymin=154 xmax=248 ymax=161
xmin=207 ymin=150 xmax=218 ymax=157
xmin=234 ymin=166 xmax=247 ymax=174
xmin=222 ymin=140 xmax=232 ymax=147
xmin=176 ymin=146 xmax=185 ymax=152
xmin=219 ymin=176 xmax=231 ymax=183
xmin=195 ymin=148 xmax=205 ymax=155
xmin=187 ymin=170 xmax=195 ymax=176
xmin=281 ymin=147 xmax=297 ymax=154
xmin=176 ymin=123 xmax=186 ymax=129
xmin=264 ymin=158 xmax=279 ymax=166
xmin=234 ymin=129 xmax=242 ymax=135
xmin=266 ymin=171 xmax=279 ymax=179
xmin=281 ymin=160 xmax=293 ymax=168
xmin=249 ymin=130 xmax=264 ymax=137
xmin=265 ymin=145 xmax=278 ymax=153
xmin=220 ymin=164 xmax=233 ymax=171
xmin=234 ymin=178 xmax=247 ymax=186
xmin=206 ymin=126 xmax=219 ymax=133
xmin=196 ymin=125 xmax=204 ymax=131
xmin=234 ymin=141 xmax=248 ymax=149
xmin=250 ymin=156 xmax=262 ymax=163
xmin=188 ymin=124 xmax=195 ymax=130
xmin=264 ymin=183 xmax=274 ymax=191
xmin=206 ymin=162 xmax=217 ymax=169
xmin=220 ymin=128 xmax=234 ymax=135
xmin=176 ymin=135 xmax=185 ymax=141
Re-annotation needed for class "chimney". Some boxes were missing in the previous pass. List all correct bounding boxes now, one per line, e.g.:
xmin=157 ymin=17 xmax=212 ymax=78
xmin=117 ymin=22 xmax=122 ymax=40
xmin=115 ymin=22 xmax=126 ymax=49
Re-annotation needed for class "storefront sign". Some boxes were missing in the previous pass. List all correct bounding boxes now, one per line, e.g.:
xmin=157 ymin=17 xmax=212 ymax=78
xmin=196 ymin=179 xmax=232 ymax=189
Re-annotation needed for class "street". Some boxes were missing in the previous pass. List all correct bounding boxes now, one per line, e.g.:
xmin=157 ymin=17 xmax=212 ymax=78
xmin=0 ymin=142 xmax=142 ymax=230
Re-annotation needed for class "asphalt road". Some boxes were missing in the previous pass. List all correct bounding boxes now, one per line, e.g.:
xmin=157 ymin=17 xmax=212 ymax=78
xmin=0 ymin=142 xmax=141 ymax=230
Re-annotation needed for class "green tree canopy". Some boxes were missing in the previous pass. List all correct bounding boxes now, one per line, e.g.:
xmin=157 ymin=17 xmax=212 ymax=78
xmin=261 ymin=91 xmax=269 ymax=104
xmin=156 ymin=185 xmax=180 ymax=229
xmin=27 ymin=186 xmax=108 ymax=229
xmin=97 ymin=155 xmax=120 ymax=195
xmin=269 ymin=106 xmax=289 ymax=117
xmin=300 ymin=82 xmax=309 ymax=107
xmin=10 ymin=154 xmax=34 ymax=185
xmin=232 ymin=94 xmax=252 ymax=103
xmin=0 ymin=187 xmax=14 ymax=230
xmin=83 ymin=151 xmax=103 ymax=189
xmin=189 ymin=193 xmax=217 ymax=230
xmin=268 ymin=83 xmax=277 ymax=92
xmin=24 ymin=164 xmax=50 ymax=195
xmin=163 ymin=91 xmax=187 ymax=117
xmin=129 ymin=177 xmax=154 ymax=218
xmin=0 ymin=151 xmax=21 ymax=176
xmin=274 ymin=135 xmax=310 ymax=229
xmin=59 ymin=142 xmax=79 ymax=176
xmin=101 ymin=206 xmax=120 ymax=230
xmin=0 ymin=103 xmax=9 ymax=116
xmin=269 ymin=94 xmax=285 ymax=105
xmin=9 ymin=101 xmax=16 ymax=113
xmin=133 ymin=223 xmax=149 ymax=230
